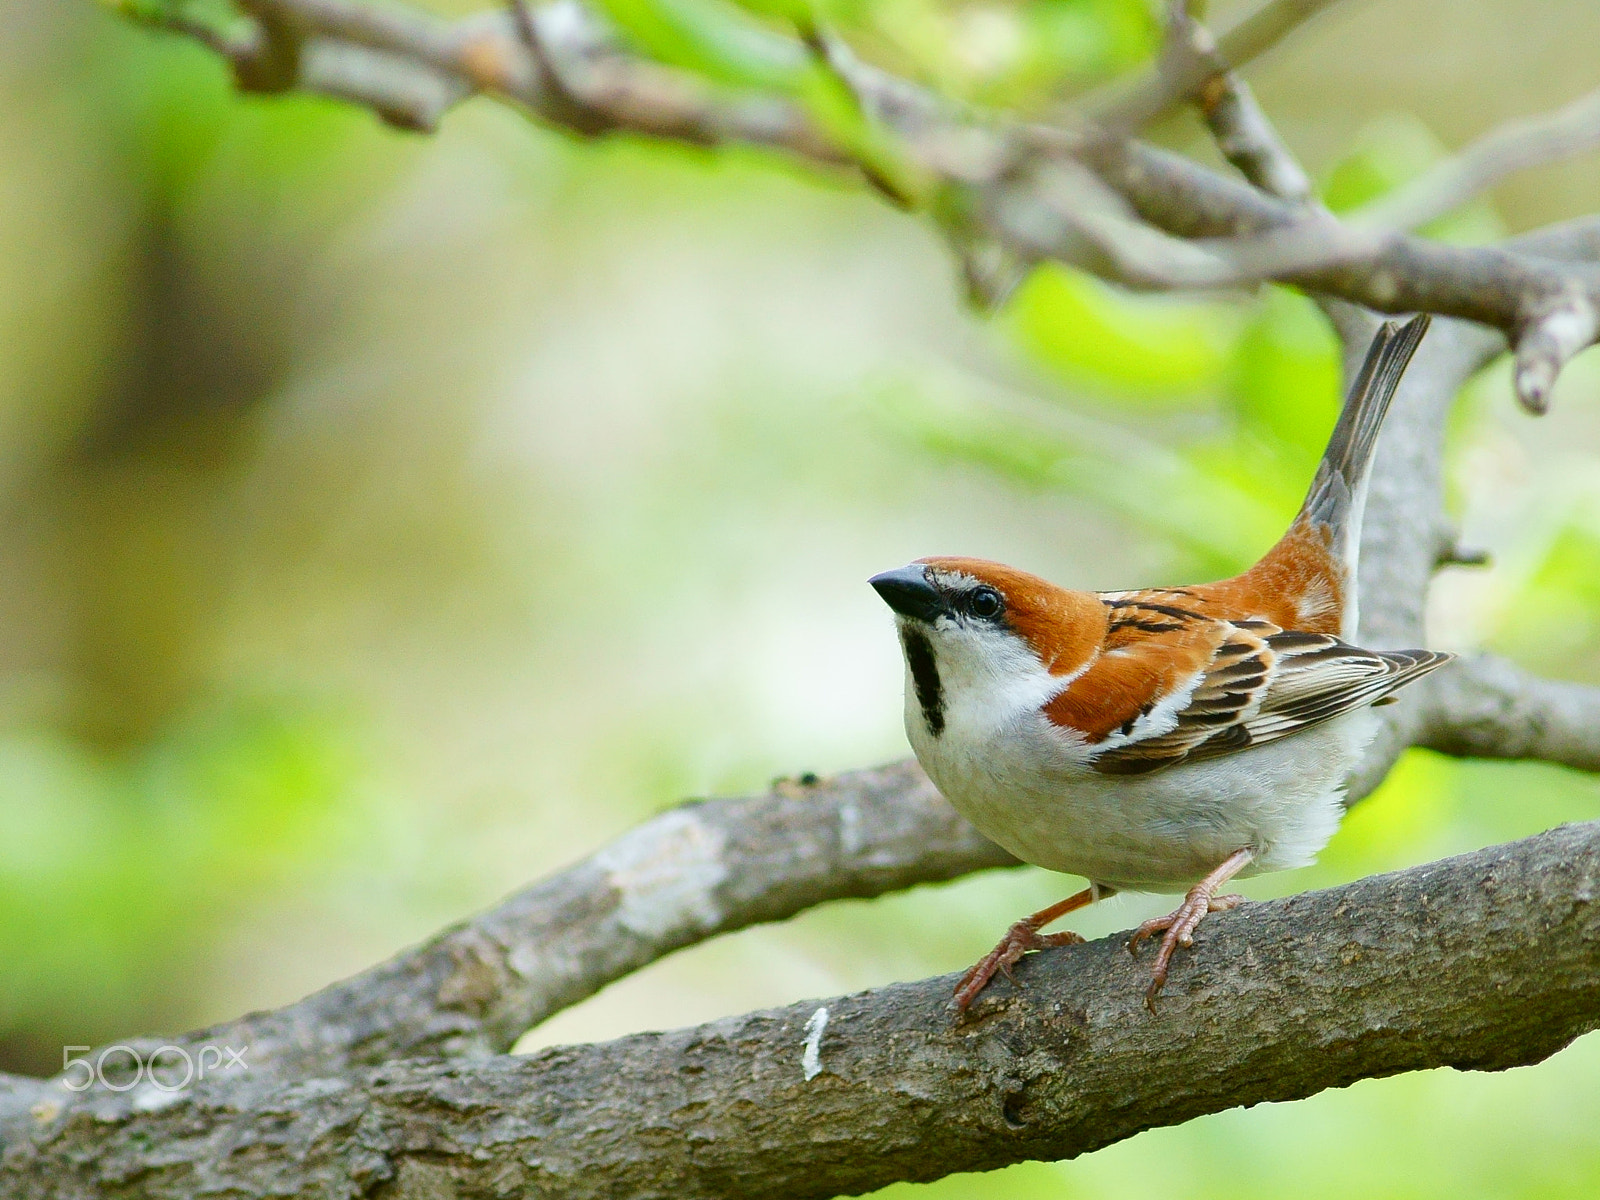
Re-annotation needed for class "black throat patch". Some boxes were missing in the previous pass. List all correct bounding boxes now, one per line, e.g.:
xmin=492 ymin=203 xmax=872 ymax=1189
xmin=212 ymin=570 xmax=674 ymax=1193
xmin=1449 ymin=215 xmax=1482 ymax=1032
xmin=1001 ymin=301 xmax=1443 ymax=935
xmin=899 ymin=626 xmax=945 ymax=737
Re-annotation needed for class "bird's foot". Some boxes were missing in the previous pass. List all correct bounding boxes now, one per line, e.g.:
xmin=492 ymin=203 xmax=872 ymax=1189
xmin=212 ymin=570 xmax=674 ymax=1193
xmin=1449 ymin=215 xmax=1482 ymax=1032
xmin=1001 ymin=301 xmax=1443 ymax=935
xmin=952 ymin=920 xmax=1084 ymax=1019
xmin=1127 ymin=848 xmax=1253 ymax=1010
xmin=950 ymin=884 xmax=1109 ymax=1022
xmin=1127 ymin=891 xmax=1240 ymax=1008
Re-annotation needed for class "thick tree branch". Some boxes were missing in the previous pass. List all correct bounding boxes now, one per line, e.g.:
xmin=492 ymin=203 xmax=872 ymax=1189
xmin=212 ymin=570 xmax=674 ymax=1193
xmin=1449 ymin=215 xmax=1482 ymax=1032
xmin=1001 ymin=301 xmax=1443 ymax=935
xmin=10 ymin=822 xmax=1600 ymax=1199
xmin=157 ymin=762 xmax=1013 ymax=1079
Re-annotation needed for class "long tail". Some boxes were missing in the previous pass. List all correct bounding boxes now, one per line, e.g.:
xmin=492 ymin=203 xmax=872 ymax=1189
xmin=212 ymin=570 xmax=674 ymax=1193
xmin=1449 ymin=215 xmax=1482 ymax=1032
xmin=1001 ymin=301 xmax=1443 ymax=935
xmin=1301 ymin=313 xmax=1432 ymax=564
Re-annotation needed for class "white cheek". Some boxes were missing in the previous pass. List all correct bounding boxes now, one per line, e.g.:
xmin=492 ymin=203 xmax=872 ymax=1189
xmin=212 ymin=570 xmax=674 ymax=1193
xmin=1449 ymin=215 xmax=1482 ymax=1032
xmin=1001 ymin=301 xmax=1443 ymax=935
xmin=924 ymin=618 xmax=1064 ymax=730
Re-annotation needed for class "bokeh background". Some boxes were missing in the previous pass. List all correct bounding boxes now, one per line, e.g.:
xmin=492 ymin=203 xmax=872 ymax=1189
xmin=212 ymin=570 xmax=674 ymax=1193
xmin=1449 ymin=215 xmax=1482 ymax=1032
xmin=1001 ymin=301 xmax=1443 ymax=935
xmin=6 ymin=0 xmax=1600 ymax=1195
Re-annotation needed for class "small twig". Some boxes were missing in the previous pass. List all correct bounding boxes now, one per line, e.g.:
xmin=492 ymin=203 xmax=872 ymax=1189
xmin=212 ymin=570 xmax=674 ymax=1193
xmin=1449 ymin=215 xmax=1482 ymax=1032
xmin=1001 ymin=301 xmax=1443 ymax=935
xmin=1087 ymin=0 xmax=1345 ymax=133
xmin=300 ymin=38 xmax=468 ymax=130
xmin=1159 ymin=1 xmax=1314 ymax=202
xmin=235 ymin=0 xmax=306 ymax=92
xmin=1422 ymin=656 xmax=1600 ymax=772
xmin=1356 ymin=85 xmax=1600 ymax=232
xmin=953 ymin=234 xmax=1032 ymax=311
xmin=1436 ymin=542 xmax=1491 ymax=568
xmin=506 ymin=0 xmax=612 ymax=134
xmin=1513 ymin=291 xmax=1600 ymax=413
xmin=796 ymin=23 xmax=922 ymax=207
xmin=993 ymin=154 xmax=1371 ymax=290
xmin=116 ymin=1 xmax=276 ymax=80
xmin=1210 ymin=0 xmax=1345 ymax=87
xmin=1195 ymin=71 xmax=1313 ymax=202
xmin=1077 ymin=0 xmax=1318 ymax=212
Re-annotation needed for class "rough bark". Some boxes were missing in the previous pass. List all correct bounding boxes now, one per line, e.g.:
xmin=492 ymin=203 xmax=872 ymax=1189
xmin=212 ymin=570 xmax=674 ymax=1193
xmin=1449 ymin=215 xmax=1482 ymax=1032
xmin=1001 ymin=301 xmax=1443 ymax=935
xmin=9 ymin=822 xmax=1599 ymax=1199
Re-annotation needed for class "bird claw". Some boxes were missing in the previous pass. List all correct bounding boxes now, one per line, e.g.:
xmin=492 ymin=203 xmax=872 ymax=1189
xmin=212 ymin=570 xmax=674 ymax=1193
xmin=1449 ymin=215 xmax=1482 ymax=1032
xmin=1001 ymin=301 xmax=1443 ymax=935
xmin=952 ymin=918 xmax=1084 ymax=1020
xmin=1128 ymin=889 xmax=1243 ymax=1007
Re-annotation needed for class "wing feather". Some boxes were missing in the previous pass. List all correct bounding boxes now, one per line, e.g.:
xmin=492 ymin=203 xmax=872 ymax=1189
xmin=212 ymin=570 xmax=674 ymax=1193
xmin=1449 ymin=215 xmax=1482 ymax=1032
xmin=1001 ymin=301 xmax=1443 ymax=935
xmin=1090 ymin=624 xmax=1274 ymax=775
xmin=1089 ymin=624 xmax=1452 ymax=776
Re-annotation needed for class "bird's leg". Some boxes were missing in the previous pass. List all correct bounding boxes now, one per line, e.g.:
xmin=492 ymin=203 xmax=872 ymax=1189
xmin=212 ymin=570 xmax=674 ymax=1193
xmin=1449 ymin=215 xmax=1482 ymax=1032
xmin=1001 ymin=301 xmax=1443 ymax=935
xmin=1128 ymin=848 xmax=1253 ymax=1010
xmin=952 ymin=884 xmax=1113 ymax=1018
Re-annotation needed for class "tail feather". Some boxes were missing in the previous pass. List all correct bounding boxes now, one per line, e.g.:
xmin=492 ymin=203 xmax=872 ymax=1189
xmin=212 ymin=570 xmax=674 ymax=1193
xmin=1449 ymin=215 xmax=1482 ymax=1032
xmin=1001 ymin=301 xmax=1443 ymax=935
xmin=1296 ymin=313 xmax=1429 ymax=642
xmin=1302 ymin=313 xmax=1431 ymax=534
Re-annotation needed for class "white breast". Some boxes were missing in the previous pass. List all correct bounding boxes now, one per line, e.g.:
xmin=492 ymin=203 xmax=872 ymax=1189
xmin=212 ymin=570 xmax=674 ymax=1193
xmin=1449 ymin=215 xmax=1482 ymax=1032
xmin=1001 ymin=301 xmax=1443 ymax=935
xmin=905 ymin=661 xmax=1374 ymax=893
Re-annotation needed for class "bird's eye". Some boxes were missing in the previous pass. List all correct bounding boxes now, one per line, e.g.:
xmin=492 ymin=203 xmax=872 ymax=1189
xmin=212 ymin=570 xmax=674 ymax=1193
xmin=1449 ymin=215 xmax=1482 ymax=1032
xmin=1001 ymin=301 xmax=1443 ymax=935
xmin=967 ymin=587 xmax=1003 ymax=619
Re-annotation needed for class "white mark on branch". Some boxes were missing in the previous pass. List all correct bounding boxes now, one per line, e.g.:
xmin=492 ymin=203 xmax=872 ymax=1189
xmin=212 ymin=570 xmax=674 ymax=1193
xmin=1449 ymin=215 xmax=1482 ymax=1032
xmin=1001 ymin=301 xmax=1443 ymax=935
xmin=1514 ymin=297 xmax=1599 ymax=413
xmin=132 ymin=1086 xmax=186 ymax=1114
xmin=802 ymin=1006 xmax=829 ymax=1081
xmin=838 ymin=800 xmax=863 ymax=857
xmin=594 ymin=809 xmax=729 ymax=939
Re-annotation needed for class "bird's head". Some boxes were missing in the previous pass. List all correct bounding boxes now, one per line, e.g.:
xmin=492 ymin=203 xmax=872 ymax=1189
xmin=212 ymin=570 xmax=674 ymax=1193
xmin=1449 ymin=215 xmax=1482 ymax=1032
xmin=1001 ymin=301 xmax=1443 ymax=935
xmin=869 ymin=557 xmax=1104 ymax=736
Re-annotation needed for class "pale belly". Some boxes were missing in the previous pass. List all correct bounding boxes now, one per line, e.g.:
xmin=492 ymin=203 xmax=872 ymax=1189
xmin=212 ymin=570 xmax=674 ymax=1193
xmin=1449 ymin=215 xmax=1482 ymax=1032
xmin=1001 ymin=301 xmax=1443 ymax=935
xmin=909 ymin=701 xmax=1376 ymax=893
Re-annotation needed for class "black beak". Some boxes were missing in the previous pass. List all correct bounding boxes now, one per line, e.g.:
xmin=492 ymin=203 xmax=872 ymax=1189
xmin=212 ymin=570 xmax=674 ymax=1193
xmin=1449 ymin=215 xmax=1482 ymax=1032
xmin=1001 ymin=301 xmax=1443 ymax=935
xmin=869 ymin=565 xmax=945 ymax=623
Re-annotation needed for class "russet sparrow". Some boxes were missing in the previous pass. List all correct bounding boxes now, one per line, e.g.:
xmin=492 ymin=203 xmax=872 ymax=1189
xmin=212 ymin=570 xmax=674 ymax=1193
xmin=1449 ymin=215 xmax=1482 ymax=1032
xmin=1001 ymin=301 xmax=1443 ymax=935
xmin=871 ymin=314 xmax=1451 ymax=1013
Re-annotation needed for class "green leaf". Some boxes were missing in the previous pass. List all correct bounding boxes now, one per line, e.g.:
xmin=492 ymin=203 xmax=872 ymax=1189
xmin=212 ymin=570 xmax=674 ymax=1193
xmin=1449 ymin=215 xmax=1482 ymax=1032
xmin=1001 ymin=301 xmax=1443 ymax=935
xmin=1227 ymin=287 xmax=1342 ymax=471
xmin=1005 ymin=264 xmax=1240 ymax=405
xmin=1323 ymin=113 xmax=1505 ymax=243
xmin=591 ymin=0 xmax=807 ymax=90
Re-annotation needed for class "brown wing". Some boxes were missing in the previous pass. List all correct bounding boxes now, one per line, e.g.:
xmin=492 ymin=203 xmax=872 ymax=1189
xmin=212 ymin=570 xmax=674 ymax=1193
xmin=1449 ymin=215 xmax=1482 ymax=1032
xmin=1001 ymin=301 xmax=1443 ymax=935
xmin=1043 ymin=591 xmax=1232 ymax=743
xmin=1089 ymin=624 xmax=1454 ymax=776
xmin=1085 ymin=618 xmax=1277 ymax=775
xmin=1121 ymin=532 xmax=1348 ymax=638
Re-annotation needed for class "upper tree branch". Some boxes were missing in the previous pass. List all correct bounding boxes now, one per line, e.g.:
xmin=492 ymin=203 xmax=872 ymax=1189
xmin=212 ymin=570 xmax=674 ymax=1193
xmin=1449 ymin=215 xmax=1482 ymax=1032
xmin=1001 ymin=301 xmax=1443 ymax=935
xmin=130 ymin=0 xmax=1600 ymax=412
xmin=11 ymin=822 xmax=1600 ymax=1199
xmin=1055 ymin=135 xmax=1600 ymax=411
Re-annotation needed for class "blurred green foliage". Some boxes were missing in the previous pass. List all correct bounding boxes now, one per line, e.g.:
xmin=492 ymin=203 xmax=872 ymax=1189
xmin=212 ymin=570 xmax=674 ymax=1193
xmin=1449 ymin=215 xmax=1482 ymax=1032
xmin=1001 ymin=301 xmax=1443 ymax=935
xmin=0 ymin=697 xmax=360 ymax=1066
xmin=595 ymin=0 xmax=1158 ymax=109
xmin=5 ymin=1 xmax=1600 ymax=1197
xmin=884 ymin=277 xmax=1336 ymax=576
xmin=1488 ymin=517 xmax=1600 ymax=681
